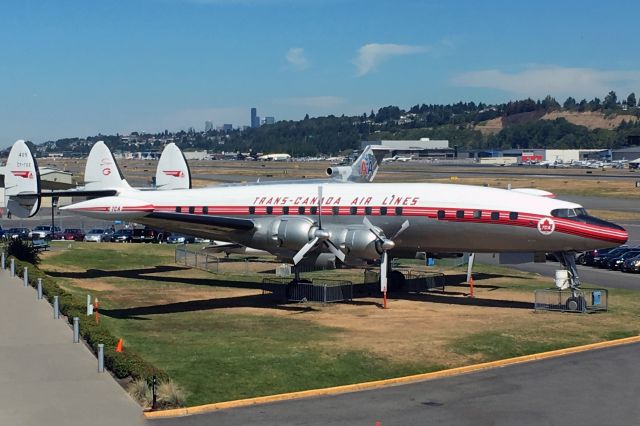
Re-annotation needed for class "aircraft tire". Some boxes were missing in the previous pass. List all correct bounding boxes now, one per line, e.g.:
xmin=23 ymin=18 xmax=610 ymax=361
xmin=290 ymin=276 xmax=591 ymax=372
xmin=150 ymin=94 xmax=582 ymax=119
xmin=565 ymin=296 xmax=587 ymax=313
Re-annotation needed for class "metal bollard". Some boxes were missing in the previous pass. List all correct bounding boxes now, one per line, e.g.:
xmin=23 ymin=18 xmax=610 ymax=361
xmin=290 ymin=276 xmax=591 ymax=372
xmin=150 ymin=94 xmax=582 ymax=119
xmin=37 ymin=278 xmax=43 ymax=300
xmin=73 ymin=317 xmax=79 ymax=343
xmin=86 ymin=294 xmax=92 ymax=315
xmin=23 ymin=267 xmax=28 ymax=287
xmin=10 ymin=258 xmax=15 ymax=277
xmin=1 ymin=252 xmax=5 ymax=270
xmin=98 ymin=344 xmax=104 ymax=372
xmin=53 ymin=296 xmax=59 ymax=319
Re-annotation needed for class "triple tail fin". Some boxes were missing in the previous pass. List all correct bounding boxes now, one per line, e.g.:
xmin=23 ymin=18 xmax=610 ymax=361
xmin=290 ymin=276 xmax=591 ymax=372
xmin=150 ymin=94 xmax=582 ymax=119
xmin=4 ymin=140 xmax=41 ymax=217
xmin=155 ymin=143 xmax=192 ymax=190
xmin=83 ymin=141 xmax=131 ymax=191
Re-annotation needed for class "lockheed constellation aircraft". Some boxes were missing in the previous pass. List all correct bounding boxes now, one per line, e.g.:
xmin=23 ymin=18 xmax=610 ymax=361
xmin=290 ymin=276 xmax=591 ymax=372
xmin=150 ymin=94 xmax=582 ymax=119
xmin=5 ymin=140 xmax=627 ymax=300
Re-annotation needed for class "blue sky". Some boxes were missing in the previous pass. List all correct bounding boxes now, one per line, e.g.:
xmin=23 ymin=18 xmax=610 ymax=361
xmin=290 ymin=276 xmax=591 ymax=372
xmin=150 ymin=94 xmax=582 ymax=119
xmin=1 ymin=0 xmax=639 ymax=146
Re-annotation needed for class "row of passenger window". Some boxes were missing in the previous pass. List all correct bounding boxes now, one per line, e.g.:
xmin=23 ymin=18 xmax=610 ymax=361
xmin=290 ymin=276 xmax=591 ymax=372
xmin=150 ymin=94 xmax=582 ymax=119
xmin=438 ymin=210 xmax=518 ymax=220
xmin=175 ymin=206 xmax=518 ymax=220
xmin=247 ymin=206 xmax=405 ymax=215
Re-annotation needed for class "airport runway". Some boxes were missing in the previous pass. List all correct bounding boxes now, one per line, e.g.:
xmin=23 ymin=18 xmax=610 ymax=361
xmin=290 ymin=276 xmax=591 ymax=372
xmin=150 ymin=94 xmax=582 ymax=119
xmin=151 ymin=342 xmax=640 ymax=426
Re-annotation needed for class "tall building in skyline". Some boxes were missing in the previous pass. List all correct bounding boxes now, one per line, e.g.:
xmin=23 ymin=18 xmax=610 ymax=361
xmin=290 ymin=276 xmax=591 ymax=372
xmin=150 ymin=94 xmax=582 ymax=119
xmin=205 ymin=120 xmax=213 ymax=132
xmin=264 ymin=116 xmax=275 ymax=125
xmin=250 ymin=107 xmax=260 ymax=128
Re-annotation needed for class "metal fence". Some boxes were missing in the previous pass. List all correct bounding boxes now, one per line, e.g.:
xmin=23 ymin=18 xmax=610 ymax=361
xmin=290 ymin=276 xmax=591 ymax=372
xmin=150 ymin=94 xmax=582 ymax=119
xmin=363 ymin=269 xmax=446 ymax=292
xmin=175 ymin=245 xmax=220 ymax=273
xmin=534 ymin=288 xmax=608 ymax=314
xmin=262 ymin=277 xmax=353 ymax=304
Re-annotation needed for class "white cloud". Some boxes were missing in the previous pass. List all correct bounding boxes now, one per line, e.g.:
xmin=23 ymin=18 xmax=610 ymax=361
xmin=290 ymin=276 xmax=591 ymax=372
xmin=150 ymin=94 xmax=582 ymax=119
xmin=353 ymin=43 xmax=428 ymax=77
xmin=276 ymin=96 xmax=347 ymax=109
xmin=452 ymin=66 xmax=640 ymax=99
xmin=286 ymin=47 xmax=309 ymax=70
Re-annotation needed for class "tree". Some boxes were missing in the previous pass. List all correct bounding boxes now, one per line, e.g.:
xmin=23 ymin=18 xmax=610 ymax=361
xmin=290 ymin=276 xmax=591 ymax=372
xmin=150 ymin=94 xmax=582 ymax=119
xmin=603 ymin=91 xmax=618 ymax=109
xmin=563 ymin=97 xmax=577 ymax=110
xmin=627 ymin=93 xmax=637 ymax=108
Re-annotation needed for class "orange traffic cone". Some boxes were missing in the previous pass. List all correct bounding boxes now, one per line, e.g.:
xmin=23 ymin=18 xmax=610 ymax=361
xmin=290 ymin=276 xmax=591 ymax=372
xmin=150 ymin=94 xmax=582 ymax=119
xmin=116 ymin=338 xmax=123 ymax=353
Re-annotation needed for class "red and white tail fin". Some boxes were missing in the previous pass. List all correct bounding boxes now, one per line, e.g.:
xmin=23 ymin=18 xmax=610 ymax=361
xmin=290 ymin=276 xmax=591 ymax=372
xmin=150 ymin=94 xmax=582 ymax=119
xmin=4 ymin=140 xmax=41 ymax=217
xmin=155 ymin=143 xmax=191 ymax=190
xmin=84 ymin=141 xmax=131 ymax=191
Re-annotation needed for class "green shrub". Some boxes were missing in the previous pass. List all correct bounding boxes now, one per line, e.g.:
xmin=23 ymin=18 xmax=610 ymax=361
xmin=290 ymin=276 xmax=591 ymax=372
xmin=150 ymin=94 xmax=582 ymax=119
xmin=7 ymin=239 xmax=40 ymax=265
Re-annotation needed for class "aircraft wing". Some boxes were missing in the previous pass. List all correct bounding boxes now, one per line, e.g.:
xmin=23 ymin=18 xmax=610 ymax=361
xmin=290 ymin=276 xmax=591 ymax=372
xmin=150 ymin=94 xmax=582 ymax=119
xmin=145 ymin=212 xmax=255 ymax=233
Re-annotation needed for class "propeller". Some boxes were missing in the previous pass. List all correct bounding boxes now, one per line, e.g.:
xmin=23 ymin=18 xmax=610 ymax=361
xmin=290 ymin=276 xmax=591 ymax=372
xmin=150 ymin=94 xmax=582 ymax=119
xmin=363 ymin=217 xmax=410 ymax=292
xmin=292 ymin=185 xmax=346 ymax=265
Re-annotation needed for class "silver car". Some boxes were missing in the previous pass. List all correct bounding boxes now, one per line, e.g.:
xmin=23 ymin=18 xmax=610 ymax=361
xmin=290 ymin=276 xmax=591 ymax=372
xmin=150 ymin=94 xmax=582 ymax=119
xmin=84 ymin=228 xmax=108 ymax=242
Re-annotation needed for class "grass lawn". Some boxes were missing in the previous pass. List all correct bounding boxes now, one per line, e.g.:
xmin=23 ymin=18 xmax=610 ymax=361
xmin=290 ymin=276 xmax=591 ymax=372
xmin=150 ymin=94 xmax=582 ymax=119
xmin=41 ymin=242 xmax=640 ymax=406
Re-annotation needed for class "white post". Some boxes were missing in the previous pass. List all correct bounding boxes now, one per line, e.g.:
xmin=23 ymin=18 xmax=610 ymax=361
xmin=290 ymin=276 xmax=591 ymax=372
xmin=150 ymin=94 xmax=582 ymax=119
xmin=86 ymin=295 xmax=93 ymax=315
xmin=53 ymin=296 xmax=59 ymax=319
xmin=10 ymin=258 xmax=15 ymax=277
xmin=37 ymin=278 xmax=43 ymax=299
xmin=23 ymin=267 xmax=28 ymax=287
xmin=1 ymin=252 xmax=5 ymax=270
xmin=98 ymin=344 xmax=104 ymax=372
xmin=73 ymin=317 xmax=79 ymax=343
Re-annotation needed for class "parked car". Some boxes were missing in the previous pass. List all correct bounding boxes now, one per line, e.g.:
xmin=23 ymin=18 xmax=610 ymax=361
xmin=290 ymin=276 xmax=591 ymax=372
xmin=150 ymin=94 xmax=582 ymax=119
xmin=592 ymin=247 xmax=630 ymax=268
xmin=54 ymin=228 xmax=85 ymax=241
xmin=5 ymin=227 xmax=30 ymax=240
xmin=607 ymin=249 xmax=640 ymax=270
xmin=576 ymin=247 xmax=616 ymax=266
xmin=621 ymin=253 xmax=640 ymax=273
xmin=29 ymin=225 xmax=61 ymax=240
xmin=84 ymin=228 xmax=112 ymax=243
xmin=112 ymin=229 xmax=133 ymax=243
xmin=166 ymin=233 xmax=195 ymax=244
xmin=132 ymin=227 xmax=159 ymax=243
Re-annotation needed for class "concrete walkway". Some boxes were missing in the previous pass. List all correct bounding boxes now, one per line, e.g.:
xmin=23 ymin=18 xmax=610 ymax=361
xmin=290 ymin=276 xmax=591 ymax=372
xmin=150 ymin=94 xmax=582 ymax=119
xmin=0 ymin=267 xmax=145 ymax=426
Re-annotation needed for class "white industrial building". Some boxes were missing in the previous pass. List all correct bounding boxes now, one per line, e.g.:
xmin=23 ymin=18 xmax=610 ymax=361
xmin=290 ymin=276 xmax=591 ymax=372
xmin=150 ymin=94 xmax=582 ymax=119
xmin=362 ymin=138 xmax=454 ymax=158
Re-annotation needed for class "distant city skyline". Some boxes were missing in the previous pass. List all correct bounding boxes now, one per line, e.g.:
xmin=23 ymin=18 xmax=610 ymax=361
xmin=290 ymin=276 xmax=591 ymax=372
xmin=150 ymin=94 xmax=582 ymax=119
xmin=1 ymin=1 xmax=640 ymax=146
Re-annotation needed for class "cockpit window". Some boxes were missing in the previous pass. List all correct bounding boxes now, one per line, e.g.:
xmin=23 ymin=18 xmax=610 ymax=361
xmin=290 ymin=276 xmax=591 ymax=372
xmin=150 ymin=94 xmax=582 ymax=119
xmin=551 ymin=208 xmax=588 ymax=218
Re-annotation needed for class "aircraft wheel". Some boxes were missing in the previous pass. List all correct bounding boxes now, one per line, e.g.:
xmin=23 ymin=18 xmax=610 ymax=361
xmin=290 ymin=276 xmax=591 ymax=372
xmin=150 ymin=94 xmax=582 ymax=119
xmin=388 ymin=270 xmax=406 ymax=292
xmin=565 ymin=296 xmax=587 ymax=313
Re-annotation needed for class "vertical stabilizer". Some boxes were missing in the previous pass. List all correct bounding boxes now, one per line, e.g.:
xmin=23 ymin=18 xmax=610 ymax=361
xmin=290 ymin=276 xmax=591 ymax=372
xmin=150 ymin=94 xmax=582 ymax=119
xmin=325 ymin=145 xmax=387 ymax=182
xmin=155 ymin=143 xmax=192 ymax=190
xmin=84 ymin=141 xmax=131 ymax=191
xmin=4 ymin=140 xmax=41 ymax=217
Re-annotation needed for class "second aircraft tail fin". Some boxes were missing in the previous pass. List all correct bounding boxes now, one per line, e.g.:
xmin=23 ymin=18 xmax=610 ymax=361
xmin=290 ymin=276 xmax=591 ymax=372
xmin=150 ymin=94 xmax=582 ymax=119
xmin=83 ymin=141 xmax=131 ymax=191
xmin=325 ymin=145 xmax=387 ymax=183
xmin=155 ymin=143 xmax=192 ymax=190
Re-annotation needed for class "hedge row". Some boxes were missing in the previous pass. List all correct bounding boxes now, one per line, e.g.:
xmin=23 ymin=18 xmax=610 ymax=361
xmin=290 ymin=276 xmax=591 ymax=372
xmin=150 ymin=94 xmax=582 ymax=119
xmin=11 ymin=257 xmax=168 ymax=382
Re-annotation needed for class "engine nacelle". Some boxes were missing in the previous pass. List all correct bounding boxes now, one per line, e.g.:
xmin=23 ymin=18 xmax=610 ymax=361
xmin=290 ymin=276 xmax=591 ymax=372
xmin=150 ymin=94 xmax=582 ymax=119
xmin=338 ymin=226 xmax=380 ymax=261
xmin=325 ymin=166 xmax=351 ymax=181
xmin=269 ymin=217 xmax=315 ymax=250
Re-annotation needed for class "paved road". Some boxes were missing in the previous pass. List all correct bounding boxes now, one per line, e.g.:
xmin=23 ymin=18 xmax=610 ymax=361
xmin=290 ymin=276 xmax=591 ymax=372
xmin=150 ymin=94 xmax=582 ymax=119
xmin=0 ymin=268 xmax=144 ymax=426
xmin=152 ymin=342 xmax=640 ymax=426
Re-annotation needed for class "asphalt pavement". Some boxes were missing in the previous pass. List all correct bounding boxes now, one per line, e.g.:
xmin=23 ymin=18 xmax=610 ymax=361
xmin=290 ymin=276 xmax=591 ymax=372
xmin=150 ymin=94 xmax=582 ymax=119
xmin=151 ymin=342 xmax=640 ymax=426
xmin=0 ymin=268 xmax=144 ymax=426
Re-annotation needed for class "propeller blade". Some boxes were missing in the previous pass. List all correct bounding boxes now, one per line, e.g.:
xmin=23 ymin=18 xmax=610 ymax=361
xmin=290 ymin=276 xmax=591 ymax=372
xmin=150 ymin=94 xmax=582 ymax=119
xmin=293 ymin=236 xmax=319 ymax=265
xmin=317 ymin=185 xmax=323 ymax=229
xmin=391 ymin=220 xmax=410 ymax=240
xmin=324 ymin=240 xmax=346 ymax=262
xmin=363 ymin=216 xmax=384 ymax=240
xmin=380 ymin=251 xmax=388 ymax=292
